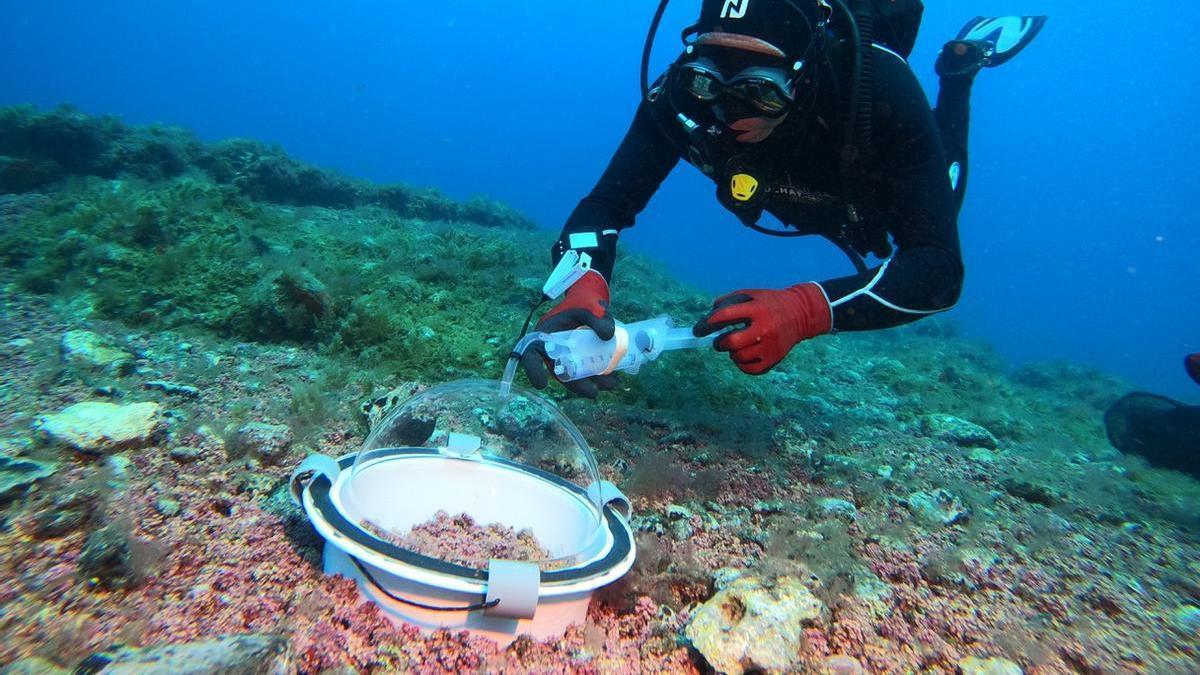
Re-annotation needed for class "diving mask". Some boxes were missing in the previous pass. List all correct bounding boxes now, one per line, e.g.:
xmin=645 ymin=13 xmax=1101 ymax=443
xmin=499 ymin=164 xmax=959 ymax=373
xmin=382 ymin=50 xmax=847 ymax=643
xmin=678 ymin=57 xmax=796 ymax=117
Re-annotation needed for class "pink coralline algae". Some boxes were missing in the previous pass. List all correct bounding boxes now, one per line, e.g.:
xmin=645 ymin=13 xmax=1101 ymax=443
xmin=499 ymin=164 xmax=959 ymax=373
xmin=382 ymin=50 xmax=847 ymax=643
xmin=360 ymin=509 xmax=569 ymax=570
xmin=2 ymin=289 xmax=1200 ymax=673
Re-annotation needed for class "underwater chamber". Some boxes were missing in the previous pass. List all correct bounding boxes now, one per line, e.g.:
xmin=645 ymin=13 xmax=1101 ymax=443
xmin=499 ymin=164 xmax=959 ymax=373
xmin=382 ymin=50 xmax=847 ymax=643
xmin=289 ymin=379 xmax=635 ymax=645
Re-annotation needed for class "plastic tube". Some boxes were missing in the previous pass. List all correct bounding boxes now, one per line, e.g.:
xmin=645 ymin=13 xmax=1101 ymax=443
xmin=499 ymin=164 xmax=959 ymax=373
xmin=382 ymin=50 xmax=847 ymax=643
xmin=500 ymin=331 xmax=550 ymax=398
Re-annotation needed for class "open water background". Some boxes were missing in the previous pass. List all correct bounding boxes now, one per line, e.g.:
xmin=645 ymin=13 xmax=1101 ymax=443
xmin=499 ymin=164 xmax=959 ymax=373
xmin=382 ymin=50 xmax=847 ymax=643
xmin=3 ymin=0 xmax=1197 ymax=398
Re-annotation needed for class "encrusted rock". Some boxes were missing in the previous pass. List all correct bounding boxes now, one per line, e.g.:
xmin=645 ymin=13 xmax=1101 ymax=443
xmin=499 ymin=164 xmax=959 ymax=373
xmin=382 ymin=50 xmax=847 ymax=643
xmin=144 ymin=379 xmax=200 ymax=398
xmin=906 ymin=489 xmax=970 ymax=526
xmin=360 ymin=382 xmax=427 ymax=430
xmin=76 ymin=634 xmax=292 ymax=674
xmin=1172 ymin=604 xmax=1200 ymax=633
xmin=78 ymin=523 xmax=137 ymax=589
xmin=33 ymin=484 xmax=103 ymax=537
xmin=685 ymin=575 xmax=824 ymax=674
xmin=665 ymin=504 xmax=693 ymax=521
xmin=169 ymin=446 xmax=203 ymax=463
xmin=60 ymin=330 xmax=133 ymax=372
xmin=1001 ymin=478 xmax=1063 ymax=507
xmin=0 ymin=453 xmax=57 ymax=503
xmin=0 ymin=436 xmax=35 ymax=456
xmin=155 ymin=497 xmax=181 ymax=517
xmin=671 ymin=519 xmax=695 ymax=540
xmin=712 ymin=567 xmax=744 ymax=591
xmin=817 ymin=497 xmax=858 ymax=520
xmin=661 ymin=430 xmax=698 ymax=446
xmin=232 ymin=422 xmax=293 ymax=463
xmin=0 ymin=657 xmax=69 ymax=675
xmin=751 ymin=499 xmax=792 ymax=515
xmin=822 ymin=654 xmax=867 ymax=674
xmin=35 ymin=401 xmax=162 ymax=454
xmin=920 ymin=414 xmax=998 ymax=449
xmin=957 ymin=656 xmax=1023 ymax=675
xmin=495 ymin=395 xmax=553 ymax=441
xmin=968 ymin=448 xmax=997 ymax=463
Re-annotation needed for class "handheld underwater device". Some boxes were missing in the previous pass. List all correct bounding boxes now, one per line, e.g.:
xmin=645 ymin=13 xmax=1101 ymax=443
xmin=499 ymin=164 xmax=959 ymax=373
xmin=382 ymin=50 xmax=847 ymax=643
xmin=543 ymin=316 xmax=713 ymax=382
xmin=502 ymin=262 xmax=717 ymax=396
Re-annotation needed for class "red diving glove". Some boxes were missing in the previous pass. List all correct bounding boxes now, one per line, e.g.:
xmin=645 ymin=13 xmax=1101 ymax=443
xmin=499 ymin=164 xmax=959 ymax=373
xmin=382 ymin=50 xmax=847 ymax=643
xmin=519 ymin=270 xmax=619 ymax=398
xmin=692 ymin=282 xmax=832 ymax=375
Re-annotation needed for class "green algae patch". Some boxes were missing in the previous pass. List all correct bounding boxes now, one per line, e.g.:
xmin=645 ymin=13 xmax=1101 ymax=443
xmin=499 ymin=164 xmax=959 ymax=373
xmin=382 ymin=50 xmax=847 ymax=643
xmin=0 ymin=105 xmax=770 ymax=415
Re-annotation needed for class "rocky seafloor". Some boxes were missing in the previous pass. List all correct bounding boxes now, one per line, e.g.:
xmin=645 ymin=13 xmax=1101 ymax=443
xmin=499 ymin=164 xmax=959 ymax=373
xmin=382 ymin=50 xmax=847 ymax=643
xmin=0 ymin=105 xmax=1198 ymax=673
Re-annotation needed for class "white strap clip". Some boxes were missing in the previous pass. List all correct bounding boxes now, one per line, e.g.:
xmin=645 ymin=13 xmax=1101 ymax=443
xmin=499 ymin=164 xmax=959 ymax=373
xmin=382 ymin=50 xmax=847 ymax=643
xmin=289 ymin=454 xmax=341 ymax=506
xmin=587 ymin=480 xmax=632 ymax=520
xmin=484 ymin=559 xmax=541 ymax=619
xmin=444 ymin=432 xmax=482 ymax=458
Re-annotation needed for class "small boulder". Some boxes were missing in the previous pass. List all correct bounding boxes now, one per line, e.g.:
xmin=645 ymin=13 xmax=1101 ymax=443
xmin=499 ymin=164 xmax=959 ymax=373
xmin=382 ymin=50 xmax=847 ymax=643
xmin=712 ymin=567 xmax=744 ymax=591
xmin=169 ymin=446 xmax=203 ymax=463
xmin=685 ymin=575 xmax=824 ymax=674
xmin=78 ymin=523 xmax=138 ymax=589
xmin=661 ymin=430 xmax=698 ymax=446
xmin=752 ymin=499 xmax=792 ymax=515
xmin=0 ymin=657 xmax=69 ymax=675
xmin=1001 ymin=478 xmax=1064 ymax=507
xmin=60 ymin=330 xmax=133 ymax=372
xmin=155 ymin=497 xmax=181 ymax=517
xmin=665 ymin=504 xmax=693 ymax=521
xmin=76 ymin=634 xmax=292 ymax=674
xmin=1172 ymin=604 xmax=1200 ymax=633
xmin=817 ymin=498 xmax=858 ymax=520
xmin=822 ymin=655 xmax=866 ymax=675
xmin=232 ymin=422 xmax=293 ymax=463
xmin=921 ymin=414 xmax=998 ymax=449
xmin=144 ymin=380 xmax=200 ymax=398
xmin=957 ymin=656 xmax=1023 ymax=675
xmin=33 ymin=484 xmax=103 ymax=537
xmin=906 ymin=489 xmax=970 ymax=527
xmin=35 ymin=401 xmax=162 ymax=454
xmin=495 ymin=395 xmax=554 ymax=442
xmin=0 ymin=453 xmax=58 ymax=504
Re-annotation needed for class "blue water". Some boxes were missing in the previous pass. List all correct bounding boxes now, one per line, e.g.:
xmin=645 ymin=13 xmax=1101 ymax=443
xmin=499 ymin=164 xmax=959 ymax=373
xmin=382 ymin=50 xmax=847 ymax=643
xmin=3 ymin=0 xmax=1197 ymax=398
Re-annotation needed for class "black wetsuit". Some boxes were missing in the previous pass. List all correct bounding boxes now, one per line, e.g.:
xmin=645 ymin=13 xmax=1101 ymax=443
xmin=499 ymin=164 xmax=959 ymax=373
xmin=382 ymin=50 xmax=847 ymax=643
xmin=552 ymin=44 xmax=973 ymax=333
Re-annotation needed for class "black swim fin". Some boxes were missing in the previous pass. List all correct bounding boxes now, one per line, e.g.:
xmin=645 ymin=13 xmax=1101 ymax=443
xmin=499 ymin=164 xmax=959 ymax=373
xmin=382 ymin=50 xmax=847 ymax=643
xmin=954 ymin=16 xmax=1048 ymax=68
xmin=1186 ymin=353 xmax=1200 ymax=386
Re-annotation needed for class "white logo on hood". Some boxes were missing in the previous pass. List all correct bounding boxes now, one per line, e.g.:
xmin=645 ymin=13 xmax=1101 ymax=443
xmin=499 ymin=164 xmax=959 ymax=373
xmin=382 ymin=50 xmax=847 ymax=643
xmin=720 ymin=0 xmax=749 ymax=19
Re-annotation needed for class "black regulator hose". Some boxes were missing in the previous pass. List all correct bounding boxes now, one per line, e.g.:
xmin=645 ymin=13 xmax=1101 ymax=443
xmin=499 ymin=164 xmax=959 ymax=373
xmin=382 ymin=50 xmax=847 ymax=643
xmin=850 ymin=2 xmax=874 ymax=155
xmin=827 ymin=0 xmax=863 ymax=154
xmin=642 ymin=0 xmax=673 ymax=103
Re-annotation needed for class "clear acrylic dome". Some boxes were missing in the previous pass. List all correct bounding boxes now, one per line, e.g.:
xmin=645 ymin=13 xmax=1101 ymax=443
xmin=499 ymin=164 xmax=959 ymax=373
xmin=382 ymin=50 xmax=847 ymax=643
xmin=345 ymin=379 xmax=606 ymax=571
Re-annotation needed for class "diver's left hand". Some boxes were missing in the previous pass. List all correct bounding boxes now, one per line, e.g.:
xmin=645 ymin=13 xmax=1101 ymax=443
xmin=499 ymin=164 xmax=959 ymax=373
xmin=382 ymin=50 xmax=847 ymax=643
xmin=692 ymin=283 xmax=832 ymax=375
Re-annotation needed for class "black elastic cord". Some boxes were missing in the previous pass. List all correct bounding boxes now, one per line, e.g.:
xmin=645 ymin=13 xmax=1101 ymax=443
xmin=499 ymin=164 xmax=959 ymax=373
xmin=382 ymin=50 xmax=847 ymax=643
xmin=519 ymin=296 xmax=547 ymax=340
xmin=509 ymin=295 xmax=548 ymax=361
xmin=351 ymin=556 xmax=500 ymax=613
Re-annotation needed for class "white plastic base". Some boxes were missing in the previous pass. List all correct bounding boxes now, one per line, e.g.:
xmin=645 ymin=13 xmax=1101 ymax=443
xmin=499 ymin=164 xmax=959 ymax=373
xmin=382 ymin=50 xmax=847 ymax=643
xmin=324 ymin=544 xmax=592 ymax=647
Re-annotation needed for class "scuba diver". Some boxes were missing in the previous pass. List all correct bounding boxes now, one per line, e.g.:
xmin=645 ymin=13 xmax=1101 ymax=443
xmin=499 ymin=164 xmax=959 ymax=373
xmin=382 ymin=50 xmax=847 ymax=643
xmin=521 ymin=1 xmax=1048 ymax=397
xmin=1104 ymin=354 xmax=1200 ymax=479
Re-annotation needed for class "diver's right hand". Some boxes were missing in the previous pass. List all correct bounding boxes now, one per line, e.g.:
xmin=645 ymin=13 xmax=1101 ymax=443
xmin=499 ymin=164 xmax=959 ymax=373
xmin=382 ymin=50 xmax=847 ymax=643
xmin=519 ymin=270 xmax=619 ymax=398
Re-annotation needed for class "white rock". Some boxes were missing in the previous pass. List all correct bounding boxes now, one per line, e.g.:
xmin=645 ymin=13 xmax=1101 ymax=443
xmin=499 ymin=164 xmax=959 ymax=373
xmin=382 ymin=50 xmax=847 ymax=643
xmin=60 ymin=330 xmax=133 ymax=371
xmin=80 ymin=634 xmax=291 ymax=674
xmin=36 ymin=401 xmax=162 ymax=454
xmin=685 ymin=575 xmax=824 ymax=674
xmin=958 ymin=656 xmax=1023 ymax=675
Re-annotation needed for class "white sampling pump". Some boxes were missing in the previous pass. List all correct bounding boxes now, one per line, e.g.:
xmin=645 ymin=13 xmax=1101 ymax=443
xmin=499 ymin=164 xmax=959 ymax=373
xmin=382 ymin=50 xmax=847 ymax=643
xmin=500 ymin=250 xmax=716 ymax=395
xmin=543 ymin=316 xmax=712 ymax=381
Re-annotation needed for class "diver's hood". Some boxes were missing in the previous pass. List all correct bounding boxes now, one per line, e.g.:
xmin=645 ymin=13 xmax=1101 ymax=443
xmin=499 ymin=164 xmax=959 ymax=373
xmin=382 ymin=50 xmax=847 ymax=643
xmin=693 ymin=0 xmax=819 ymax=61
